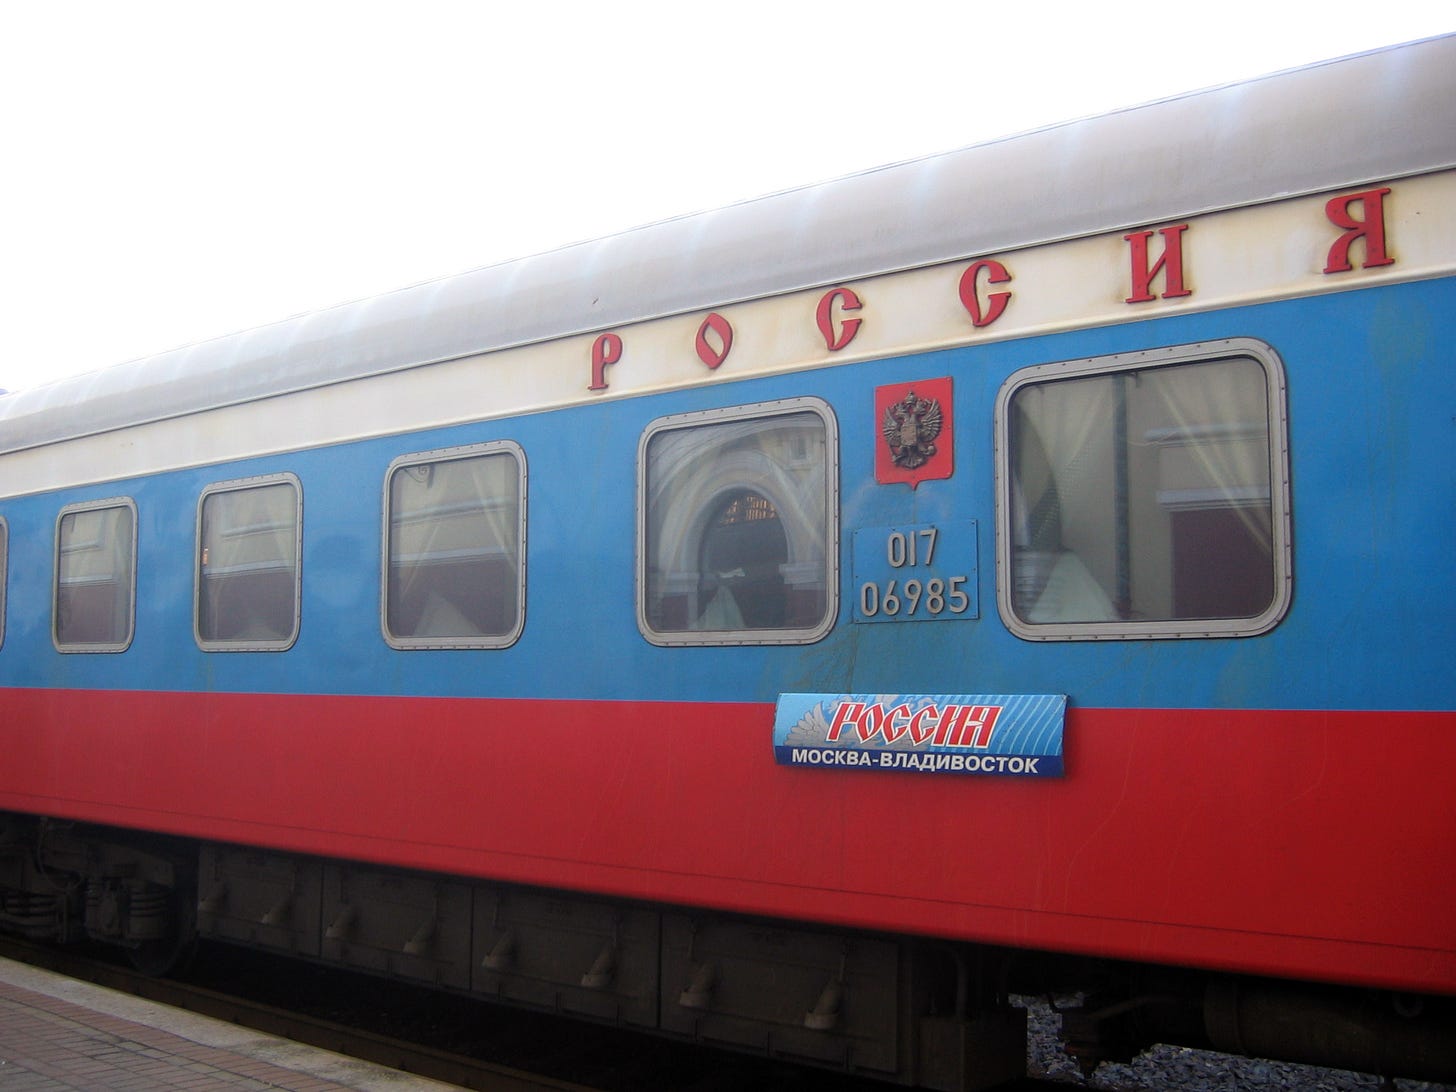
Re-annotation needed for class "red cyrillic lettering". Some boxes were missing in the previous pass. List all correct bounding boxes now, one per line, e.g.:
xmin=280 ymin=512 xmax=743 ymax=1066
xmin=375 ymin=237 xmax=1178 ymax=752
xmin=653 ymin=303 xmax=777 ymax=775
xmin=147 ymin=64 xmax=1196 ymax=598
xmin=816 ymin=287 xmax=863 ymax=351
xmin=1324 ymin=187 xmax=1394 ymax=273
xmin=958 ymin=259 xmax=1012 ymax=327
xmin=1125 ymin=224 xmax=1192 ymax=302
xmin=695 ymin=313 xmax=734 ymax=369
xmin=588 ymin=333 xmax=622 ymax=391
xmin=826 ymin=702 xmax=865 ymax=742
xmin=907 ymin=704 xmax=939 ymax=744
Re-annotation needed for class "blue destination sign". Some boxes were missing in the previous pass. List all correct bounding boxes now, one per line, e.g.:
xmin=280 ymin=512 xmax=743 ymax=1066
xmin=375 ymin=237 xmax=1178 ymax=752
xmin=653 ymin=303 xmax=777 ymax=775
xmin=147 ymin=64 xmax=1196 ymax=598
xmin=773 ymin=692 xmax=1066 ymax=777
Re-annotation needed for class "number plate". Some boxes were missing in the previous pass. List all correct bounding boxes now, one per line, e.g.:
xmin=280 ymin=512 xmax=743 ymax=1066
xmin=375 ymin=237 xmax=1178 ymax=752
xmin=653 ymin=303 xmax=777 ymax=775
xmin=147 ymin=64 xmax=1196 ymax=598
xmin=852 ymin=522 xmax=978 ymax=623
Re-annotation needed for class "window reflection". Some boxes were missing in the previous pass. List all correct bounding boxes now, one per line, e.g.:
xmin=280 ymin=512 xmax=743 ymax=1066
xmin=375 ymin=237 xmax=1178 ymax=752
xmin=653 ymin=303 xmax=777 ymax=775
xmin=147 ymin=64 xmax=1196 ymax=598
xmin=642 ymin=403 xmax=835 ymax=643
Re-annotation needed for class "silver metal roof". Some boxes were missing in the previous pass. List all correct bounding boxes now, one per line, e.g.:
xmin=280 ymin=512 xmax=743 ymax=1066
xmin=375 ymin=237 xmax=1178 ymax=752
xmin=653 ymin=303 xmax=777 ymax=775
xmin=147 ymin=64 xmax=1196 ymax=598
xmin=3 ymin=34 xmax=1453 ymax=456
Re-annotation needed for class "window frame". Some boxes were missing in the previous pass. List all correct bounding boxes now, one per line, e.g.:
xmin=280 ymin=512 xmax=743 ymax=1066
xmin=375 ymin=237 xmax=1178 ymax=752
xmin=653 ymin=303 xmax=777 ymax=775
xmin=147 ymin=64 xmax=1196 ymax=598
xmin=194 ymin=473 xmax=303 ymax=652
xmin=0 ymin=515 xmax=7 ymax=651
xmin=380 ymin=440 xmax=527 ymax=651
xmin=53 ymin=496 xmax=138 ymax=653
xmin=993 ymin=338 xmax=1292 ymax=641
xmin=636 ymin=396 xmax=839 ymax=647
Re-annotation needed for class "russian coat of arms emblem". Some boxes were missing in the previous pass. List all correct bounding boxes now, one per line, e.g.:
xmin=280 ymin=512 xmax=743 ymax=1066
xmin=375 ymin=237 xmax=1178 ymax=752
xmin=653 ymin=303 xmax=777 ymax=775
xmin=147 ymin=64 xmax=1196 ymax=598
xmin=875 ymin=377 xmax=953 ymax=488
xmin=883 ymin=389 xmax=943 ymax=469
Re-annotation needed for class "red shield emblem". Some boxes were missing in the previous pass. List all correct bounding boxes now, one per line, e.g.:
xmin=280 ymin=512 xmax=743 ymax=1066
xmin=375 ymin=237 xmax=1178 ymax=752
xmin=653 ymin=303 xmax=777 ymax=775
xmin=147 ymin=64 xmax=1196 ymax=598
xmin=876 ymin=377 xmax=953 ymax=489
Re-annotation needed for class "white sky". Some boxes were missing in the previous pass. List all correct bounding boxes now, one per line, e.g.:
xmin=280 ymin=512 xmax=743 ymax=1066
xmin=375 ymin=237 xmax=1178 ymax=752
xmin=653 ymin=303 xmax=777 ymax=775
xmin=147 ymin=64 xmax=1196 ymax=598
xmin=1 ymin=2 xmax=1451 ymax=394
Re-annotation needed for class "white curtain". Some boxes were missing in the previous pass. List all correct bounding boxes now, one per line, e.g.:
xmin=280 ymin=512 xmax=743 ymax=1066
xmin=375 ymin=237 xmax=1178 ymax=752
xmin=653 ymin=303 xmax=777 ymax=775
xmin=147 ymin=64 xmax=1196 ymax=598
xmin=199 ymin=482 xmax=297 ymax=642
xmin=57 ymin=504 xmax=134 ymax=645
xmin=1010 ymin=356 xmax=1271 ymax=623
xmin=388 ymin=452 xmax=519 ymax=638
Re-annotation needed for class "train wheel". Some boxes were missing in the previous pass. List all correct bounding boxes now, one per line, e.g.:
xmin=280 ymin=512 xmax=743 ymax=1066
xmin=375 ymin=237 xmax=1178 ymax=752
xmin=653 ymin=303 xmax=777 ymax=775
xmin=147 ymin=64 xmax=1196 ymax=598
xmin=127 ymin=890 xmax=197 ymax=976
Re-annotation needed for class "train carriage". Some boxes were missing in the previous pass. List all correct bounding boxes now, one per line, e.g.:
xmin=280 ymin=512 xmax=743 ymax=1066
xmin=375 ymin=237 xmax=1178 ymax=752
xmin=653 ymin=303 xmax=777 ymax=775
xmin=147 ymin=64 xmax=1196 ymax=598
xmin=2 ymin=35 xmax=1454 ymax=1089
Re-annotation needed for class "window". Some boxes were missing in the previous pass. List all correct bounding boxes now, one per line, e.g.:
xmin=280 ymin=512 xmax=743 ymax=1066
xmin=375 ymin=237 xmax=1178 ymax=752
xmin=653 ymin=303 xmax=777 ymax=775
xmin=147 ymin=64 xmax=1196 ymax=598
xmin=996 ymin=339 xmax=1290 ymax=640
xmin=382 ymin=442 xmax=525 ymax=649
xmin=54 ymin=498 xmax=137 ymax=652
xmin=639 ymin=398 xmax=838 ymax=645
xmin=0 ymin=516 xmax=7 ymax=650
xmin=196 ymin=475 xmax=302 ymax=650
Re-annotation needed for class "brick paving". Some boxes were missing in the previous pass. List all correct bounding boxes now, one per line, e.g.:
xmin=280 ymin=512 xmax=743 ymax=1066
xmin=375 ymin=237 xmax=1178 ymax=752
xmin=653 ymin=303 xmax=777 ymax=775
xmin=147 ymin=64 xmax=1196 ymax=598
xmin=0 ymin=958 xmax=454 ymax=1090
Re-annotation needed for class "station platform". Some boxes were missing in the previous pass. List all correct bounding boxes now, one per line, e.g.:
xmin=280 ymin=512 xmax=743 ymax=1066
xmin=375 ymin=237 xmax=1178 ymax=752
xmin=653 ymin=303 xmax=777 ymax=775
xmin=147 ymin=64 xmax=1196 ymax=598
xmin=0 ymin=956 xmax=457 ymax=1090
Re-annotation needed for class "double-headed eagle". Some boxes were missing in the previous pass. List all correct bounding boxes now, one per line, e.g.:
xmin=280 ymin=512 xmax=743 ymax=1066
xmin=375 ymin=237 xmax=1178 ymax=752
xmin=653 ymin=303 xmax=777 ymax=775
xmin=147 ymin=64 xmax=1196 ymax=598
xmin=882 ymin=390 xmax=943 ymax=470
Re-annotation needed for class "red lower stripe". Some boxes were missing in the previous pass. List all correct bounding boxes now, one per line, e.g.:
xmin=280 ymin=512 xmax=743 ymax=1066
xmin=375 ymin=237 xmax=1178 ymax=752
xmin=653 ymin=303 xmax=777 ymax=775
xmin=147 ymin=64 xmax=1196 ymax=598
xmin=2 ymin=688 xmax=1453 ymax=994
